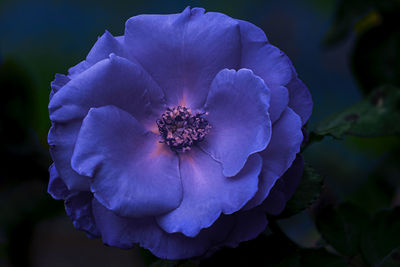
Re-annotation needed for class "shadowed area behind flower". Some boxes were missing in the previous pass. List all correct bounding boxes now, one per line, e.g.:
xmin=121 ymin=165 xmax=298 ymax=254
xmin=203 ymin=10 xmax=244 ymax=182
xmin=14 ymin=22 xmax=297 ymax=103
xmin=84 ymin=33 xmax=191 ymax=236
xmin=1 ymin=0 xmax=399 ymax=266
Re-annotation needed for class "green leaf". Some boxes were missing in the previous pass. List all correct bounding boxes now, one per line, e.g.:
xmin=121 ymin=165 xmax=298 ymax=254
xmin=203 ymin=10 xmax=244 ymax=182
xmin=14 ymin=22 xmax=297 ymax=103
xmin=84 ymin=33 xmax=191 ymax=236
xmin=347 ymin=175 xmax=393 ymax=216
xmin=315 ymin=85 xmax=400 ymax=138
xmin=279 ymin=164 xmax=323 ymax=218
xmin=360 ymin=207 xmax=400 ymax=266
xmin=380 ymin=248 xmax=400 ymax=267
xmin=346 ymin=149 xmax=399 ymax=215
xmin=301 ymin=131 xmax=325 ymax=152
xmin=315 ymin=203 xmax=369 ymax=256
xmin=345 ymin=135 xmax=400 ymax=156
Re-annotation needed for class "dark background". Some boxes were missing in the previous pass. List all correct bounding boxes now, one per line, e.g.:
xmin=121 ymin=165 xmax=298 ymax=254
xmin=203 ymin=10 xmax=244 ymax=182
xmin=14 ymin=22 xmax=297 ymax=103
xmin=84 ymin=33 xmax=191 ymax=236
xmin=1 ymin=0 xmax=399 ymax=266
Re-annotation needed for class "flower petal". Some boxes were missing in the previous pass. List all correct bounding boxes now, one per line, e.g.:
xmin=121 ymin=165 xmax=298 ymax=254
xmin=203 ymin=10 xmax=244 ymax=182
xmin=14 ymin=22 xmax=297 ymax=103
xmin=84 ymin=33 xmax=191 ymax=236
xmin=48 ymin=121 xmax=90 ymax=191
xmin=156 ymin=148 xmax=261 ymax=237
xmin=67 ymin=60 xmax=90 ymax=79
xmin=269 ymin=85 xmax=289 ymax=123
xmin=241 ymin=43 xmax=292 ymax=87
xmin=124 ymin=7 xmax=241 ymax=108
xmin=47 ymin=165 xmax=99 ymax=238
xmin=239 ymin=21 xmax=292 ymax=123
xmin=68 ymin=31 xmax=124 ymax=79
xmin=93 ymin=197 xmax=267 ymax=259
xmin=65 ymin=192 xmax=100 ymax=238
xmin=49 ymin=54 xmax=165 ymax=129
xmin=259 ymin=189 xmax=286 ymax=216
xmin=262 ymin=155 xmax=304 ymax=215
xmin=286 ymin=68 xmax=313 ymax=125
xmin=49 ymin=74 xmax=70 ymax=100
xmin=48 ymin=55 xmax=165 ymax=191
xmin=237 ymin=19 xmax=269 ymax=44
xmin=201 ymin=208 xmax=268 ymax=258
xmin=200 ymin=68 xmax=271 ymax=177
xmin=71 ymin=105 xmax=182 ymax=218
xmin=91 ymin=199 xmax=235 ymax=259
xmin=221 ymin=208 xmax=268 ymax=249
xmin=244 ymin=107 xmax=303 ymax=210
xmin=47 ymin=163 xmax=70 ymax=200
xmin=275 ymin=155 xmax=304 ymax=201
xmin=86 ymin=31 xmax=125 ymax=65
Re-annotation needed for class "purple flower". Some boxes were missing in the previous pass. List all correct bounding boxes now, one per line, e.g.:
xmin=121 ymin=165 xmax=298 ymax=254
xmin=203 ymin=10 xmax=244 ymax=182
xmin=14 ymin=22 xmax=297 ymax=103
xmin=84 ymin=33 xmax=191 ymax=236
xmin=48 ymin=7 xmax=312 ymax=259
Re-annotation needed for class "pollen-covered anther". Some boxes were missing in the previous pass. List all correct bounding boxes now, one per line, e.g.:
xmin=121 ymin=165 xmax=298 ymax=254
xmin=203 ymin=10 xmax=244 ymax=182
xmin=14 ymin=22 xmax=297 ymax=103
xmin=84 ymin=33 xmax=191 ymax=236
xmin=157 ymin=106 xmax=211 ymax=152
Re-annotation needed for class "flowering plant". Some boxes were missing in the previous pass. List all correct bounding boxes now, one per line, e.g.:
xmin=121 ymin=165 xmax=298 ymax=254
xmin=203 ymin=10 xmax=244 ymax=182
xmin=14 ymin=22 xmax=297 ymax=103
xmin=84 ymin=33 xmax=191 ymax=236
xmin=48 ymin=7 xmax=312 ymax=259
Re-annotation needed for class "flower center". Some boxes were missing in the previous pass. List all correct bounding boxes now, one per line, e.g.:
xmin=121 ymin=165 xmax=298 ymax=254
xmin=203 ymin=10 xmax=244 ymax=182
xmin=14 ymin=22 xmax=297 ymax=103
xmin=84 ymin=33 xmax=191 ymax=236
xmin=157 ymin=106 xmax=211 ymax=152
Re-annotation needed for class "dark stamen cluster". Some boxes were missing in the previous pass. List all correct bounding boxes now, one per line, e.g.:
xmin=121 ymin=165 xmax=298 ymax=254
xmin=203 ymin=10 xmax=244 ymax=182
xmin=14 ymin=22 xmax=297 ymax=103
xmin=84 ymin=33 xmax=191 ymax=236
xmin=157 ymin=106 xmax=211 ymax=152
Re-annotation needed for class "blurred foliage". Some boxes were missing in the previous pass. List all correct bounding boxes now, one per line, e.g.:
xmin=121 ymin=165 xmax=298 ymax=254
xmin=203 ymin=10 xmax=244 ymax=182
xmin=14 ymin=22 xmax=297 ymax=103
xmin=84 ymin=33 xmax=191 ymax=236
xmin=315 ymin=203 xmax=368 ymax=257
xmin=0 ymin=60 xmax=64 ymax=267
xmin=346 ymin=149 xmax=399 ymax=215
xmin=306 ymin=2 xmax=400 ymax=265
xmin=344 ymin=135 xmax=400 ymax=156
xmin=314 ymin=85 xmax=400 ymax=138
xmin=0 ymin=181 xmax=63 ymax=267
xmin=360 ymin=208 xmax=400 ymax=266
xmin=380 ymin=248 xmax=400 ymax=267
xmin=279 ymin=164 xmax=324 ymax=218
xmin=323 ymin=0 xmax=400 ymax=47
xmin=352 ymin=11 xmax=400 ymax=94
xmin=0 ymin=61 xmax=50 ymax=187
xmin=293 ymin=249 xmax=347 ymax=267
xmin=324 ymin=0 xmax=400 ymax=94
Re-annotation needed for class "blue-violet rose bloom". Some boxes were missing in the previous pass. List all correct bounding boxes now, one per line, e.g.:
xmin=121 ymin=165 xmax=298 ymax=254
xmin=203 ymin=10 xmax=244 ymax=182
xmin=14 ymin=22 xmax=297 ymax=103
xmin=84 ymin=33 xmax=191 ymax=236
xmin=48 ymin=7 xmax=313 ymax=259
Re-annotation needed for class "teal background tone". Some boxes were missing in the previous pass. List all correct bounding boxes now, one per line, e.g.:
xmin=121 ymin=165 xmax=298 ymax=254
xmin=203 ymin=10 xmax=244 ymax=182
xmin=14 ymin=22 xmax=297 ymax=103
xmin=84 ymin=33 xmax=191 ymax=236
xmin=1 ymin=0 xmax=399 ymax=266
